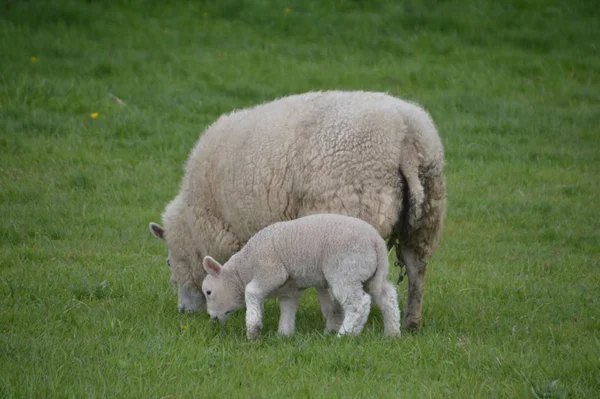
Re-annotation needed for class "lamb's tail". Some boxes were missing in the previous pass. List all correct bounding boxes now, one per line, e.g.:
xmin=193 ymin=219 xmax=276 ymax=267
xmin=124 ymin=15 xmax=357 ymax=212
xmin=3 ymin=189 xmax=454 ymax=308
xmin=368 ymin=237 xmax=392 ymax=295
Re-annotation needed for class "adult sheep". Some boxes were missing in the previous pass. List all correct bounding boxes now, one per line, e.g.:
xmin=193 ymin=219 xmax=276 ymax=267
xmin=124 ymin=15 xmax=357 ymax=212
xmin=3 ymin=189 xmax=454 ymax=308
xmin=149 ymin=90 xmax=446 ymax=329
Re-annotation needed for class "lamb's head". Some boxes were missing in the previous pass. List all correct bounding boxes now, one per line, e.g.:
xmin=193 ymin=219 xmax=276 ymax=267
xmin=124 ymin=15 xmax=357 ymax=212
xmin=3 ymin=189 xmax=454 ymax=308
xmin=202 ymin=256 xmax=245 ymax=322
xmin=149 ymin=222 xmax=206 ymax=314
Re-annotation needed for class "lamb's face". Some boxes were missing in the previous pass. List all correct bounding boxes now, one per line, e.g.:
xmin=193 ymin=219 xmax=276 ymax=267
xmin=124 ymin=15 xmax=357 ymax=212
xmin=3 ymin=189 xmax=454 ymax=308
xmin=202 ymin=273 xmax=244 ymax=322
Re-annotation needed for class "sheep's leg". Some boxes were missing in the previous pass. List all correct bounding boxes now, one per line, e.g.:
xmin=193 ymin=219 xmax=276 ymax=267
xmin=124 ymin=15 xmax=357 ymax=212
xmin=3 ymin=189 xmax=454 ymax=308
xmin=331 ymin=284 xmax=371 ymax=336
xmin=245 ymin=281 xmax=266 ymax=341
xmin=400 ymin=245 xmax=426 ymax=330
xmin=316 ymin=288 xmax=344 ymax=334
xmin=371 ymin=281 xmax=401 ymax=337
xmin=278 ymin=292 xmax=301 ymax=336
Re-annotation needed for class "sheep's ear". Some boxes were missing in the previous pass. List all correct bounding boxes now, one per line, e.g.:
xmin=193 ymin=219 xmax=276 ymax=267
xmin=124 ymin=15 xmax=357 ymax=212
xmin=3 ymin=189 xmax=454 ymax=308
xmin=149 ymin=222 xmax=165 ymax=241
xmin=203 ymin=256 xmax=222 ymax=277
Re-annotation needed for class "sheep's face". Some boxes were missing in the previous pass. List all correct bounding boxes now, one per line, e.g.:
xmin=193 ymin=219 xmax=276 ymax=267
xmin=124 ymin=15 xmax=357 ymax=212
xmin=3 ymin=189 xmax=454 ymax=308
xmin=150 ymin=222 xmax=206 ymax=314
xmin=202 ymin=256 xmax=244 ymax=322
xmin=167 ymin=251 xmax=207 ymax=314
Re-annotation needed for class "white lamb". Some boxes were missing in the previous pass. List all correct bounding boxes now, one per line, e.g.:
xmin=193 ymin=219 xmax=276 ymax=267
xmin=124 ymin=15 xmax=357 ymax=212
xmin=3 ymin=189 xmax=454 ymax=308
xmin=201 ymin=214 xmax=401 ymax=340
xmin=149 ymin=90 xmax=446 ymax=330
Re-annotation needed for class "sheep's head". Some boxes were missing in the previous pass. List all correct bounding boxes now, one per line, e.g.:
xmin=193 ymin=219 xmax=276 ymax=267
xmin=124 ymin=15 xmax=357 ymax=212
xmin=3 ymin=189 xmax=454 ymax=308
xmin=149 ymin=222 xmax=206 ymax=314
xmin=202 ymin=256 xmax=245 ymax=322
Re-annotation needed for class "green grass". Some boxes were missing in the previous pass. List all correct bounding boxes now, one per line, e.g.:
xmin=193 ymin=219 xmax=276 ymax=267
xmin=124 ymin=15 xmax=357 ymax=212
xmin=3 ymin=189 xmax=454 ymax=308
xmin=1 ymin=0 xmax=599 ymax=397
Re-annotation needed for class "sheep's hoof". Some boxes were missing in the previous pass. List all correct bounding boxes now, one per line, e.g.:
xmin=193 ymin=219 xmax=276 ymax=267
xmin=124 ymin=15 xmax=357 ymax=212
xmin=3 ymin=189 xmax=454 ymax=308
xmin=404 ymin=317 xmax=422 ymax=331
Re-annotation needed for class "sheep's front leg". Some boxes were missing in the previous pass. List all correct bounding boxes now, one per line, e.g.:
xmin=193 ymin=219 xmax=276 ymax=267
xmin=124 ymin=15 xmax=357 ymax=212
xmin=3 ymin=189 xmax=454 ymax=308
xmin=278 ymin=292 xmax=301 ymax=336
xmin=245 ymin=281 xmax=266 ymax=341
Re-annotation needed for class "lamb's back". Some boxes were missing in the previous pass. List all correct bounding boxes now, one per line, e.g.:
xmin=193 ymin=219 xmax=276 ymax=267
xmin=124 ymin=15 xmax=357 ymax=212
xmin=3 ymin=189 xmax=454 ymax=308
xmin=240 ymin=214 xmax=380 ymax=288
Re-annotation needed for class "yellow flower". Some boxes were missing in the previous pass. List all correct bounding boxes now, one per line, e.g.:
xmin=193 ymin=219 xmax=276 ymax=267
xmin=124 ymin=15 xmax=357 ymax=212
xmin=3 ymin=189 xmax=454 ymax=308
xmin=284 ymin=7 xmax=292 ymax=14
xmin=181 ymin=325 xmax=189 ymax=330
xmin=30 ymin=56 xmax=39 ymax=63
xmin=90 ymin=112 xmax=99 ymax=120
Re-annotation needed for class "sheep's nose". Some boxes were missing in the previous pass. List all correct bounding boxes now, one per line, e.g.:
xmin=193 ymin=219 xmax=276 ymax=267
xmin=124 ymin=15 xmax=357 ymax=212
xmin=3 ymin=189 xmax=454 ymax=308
xmin=210 ymin=315 xmax=218 ymax=321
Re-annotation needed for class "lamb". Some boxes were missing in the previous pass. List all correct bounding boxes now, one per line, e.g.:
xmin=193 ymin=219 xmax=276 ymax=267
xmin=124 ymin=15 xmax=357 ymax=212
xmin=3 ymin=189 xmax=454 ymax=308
xmin=201 ymin=214 xmax=401 ymax=340
xmin=149 ymin=90 xmax=446 ymax=330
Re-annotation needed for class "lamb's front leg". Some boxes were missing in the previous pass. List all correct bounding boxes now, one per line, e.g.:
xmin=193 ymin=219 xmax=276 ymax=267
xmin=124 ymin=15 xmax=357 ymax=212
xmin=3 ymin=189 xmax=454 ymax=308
xmin=278 ymin=292 xmax=301 ymax=336
xmin=245 ymin=281 xmax=266 ymax=341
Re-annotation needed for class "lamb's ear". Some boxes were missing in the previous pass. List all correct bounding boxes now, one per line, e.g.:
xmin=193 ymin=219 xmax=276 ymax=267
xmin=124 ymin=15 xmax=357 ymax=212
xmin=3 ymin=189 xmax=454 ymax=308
xmin=149 ymin=222 xmax=165 ymax=241
xmin=203 ymin=256 xmax=222 ymax=277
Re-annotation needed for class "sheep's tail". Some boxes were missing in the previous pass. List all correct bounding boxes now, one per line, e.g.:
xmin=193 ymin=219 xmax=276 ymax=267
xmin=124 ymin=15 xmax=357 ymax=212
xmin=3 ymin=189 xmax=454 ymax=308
xmin=398 ymin=143 xmax=425 ymax=231
xmin=396 ymin=133 xmax=446 ymax=260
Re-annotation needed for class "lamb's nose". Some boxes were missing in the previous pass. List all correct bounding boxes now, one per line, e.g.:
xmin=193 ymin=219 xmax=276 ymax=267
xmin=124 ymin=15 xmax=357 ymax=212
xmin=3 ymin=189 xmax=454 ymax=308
xmin=210 ymin=315 xmax=218 ymax=321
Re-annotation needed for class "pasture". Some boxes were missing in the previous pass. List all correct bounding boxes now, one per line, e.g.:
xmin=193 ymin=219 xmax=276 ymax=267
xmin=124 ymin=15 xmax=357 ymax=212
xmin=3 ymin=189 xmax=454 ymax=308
xmin=1 ymin=0 xmax=599 ymax=397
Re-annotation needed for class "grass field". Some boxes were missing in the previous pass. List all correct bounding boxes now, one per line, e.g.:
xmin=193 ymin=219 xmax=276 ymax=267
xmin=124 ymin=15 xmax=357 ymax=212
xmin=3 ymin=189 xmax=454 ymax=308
xmin=1 ymin=0 xmax=599 ymax=397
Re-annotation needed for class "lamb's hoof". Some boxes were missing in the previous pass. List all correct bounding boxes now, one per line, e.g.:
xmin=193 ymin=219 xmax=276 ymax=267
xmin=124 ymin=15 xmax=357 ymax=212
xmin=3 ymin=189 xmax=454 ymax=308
xmin=277 ymin=329 xmax=295 ymax=338
xmin=385 ymin=330 xmax=401 ymax=338
xmin=325 ymin=315 xmax=343 ymax=334
xmin=247 ymin=325 xmax=262 ymax=341
xmin=324 ymin=324 xmax=340 ymax=335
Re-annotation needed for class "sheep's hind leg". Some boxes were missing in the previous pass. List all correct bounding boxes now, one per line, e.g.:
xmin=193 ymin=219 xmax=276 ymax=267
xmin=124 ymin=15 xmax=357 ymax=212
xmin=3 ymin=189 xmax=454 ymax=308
xmin=400 ymin=245 xmax=426 ymax=330
xmin=278 ymin=292 xmax=302 ymax=337
xmin=317 ymin=288 xmax=344 ymax=334
xmin=332 ymin=285 xmax=371 ymax=336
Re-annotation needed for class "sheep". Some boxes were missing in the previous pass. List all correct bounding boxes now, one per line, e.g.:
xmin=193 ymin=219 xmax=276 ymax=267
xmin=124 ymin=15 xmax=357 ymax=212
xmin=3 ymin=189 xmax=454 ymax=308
xmin=149 ymin=90 xmax=446 ymax=330
xmin=201 ymin=214 xmax=401 ymax=340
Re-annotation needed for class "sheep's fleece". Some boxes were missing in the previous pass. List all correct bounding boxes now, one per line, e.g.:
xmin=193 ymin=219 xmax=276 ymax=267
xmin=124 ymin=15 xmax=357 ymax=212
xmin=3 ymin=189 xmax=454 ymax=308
xmin=201 ymin=213 xmax=401 ymax=340
xmin=149 ymin=90 xmax=446 ymax=329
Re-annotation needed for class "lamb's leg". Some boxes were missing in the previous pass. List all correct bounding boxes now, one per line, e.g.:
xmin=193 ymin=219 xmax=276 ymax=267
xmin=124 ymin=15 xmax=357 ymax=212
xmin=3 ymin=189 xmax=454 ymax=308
xmin=278 ymin=292 xmax=301 ymax=337
xmin=371 ymin=281 xmax=401 ymax=337
xmin=245 ymin=281 xmax=266 ymax=341
xmin=331 ymin=284 xmax=371 ymax=336
xmin=316 ymin=288 xmax=344 ymax=334
xmin=400 ymin=245 xmax=426 ymax=330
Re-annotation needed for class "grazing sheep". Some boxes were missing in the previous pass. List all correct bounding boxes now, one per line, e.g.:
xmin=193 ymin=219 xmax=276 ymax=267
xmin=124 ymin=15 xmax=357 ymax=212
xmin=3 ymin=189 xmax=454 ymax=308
xmin=201 ymin=214 xmax=401 ymax=340
xmin=149 ymin=90 xmax=446 ymax=329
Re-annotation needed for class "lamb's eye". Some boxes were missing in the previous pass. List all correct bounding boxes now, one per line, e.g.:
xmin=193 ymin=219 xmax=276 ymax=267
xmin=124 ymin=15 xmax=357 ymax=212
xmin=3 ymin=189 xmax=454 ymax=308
xmin=166 ymin=259 xmax=171 ymax=268
xmin=205 ymin=290 xmax=212 ymax=297
xmin=225 ymin=310 xmax=233 ymax=315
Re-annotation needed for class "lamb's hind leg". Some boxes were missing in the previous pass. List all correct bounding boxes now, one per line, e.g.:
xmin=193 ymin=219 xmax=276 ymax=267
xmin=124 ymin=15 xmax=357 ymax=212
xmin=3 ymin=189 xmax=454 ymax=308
xmin=371 ymin=281 xmax=401 ymax=337
xmin=331 ymin=284 xmax=371 ymax=336
xmin=399 ymin=244 xmax=426 ymax=330
xmin=316 ymin=288 xmax=344 ymax=334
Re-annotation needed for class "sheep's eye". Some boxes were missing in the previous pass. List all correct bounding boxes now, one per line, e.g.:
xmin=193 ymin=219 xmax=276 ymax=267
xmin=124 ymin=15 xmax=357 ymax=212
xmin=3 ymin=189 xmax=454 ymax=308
xmin=205 ymin=290 xmax=212 ymax=297
xmin=225 ymin=310 xmax=233 ymax=315
xmin=166 ymin=259 xmax=171 ymax=268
